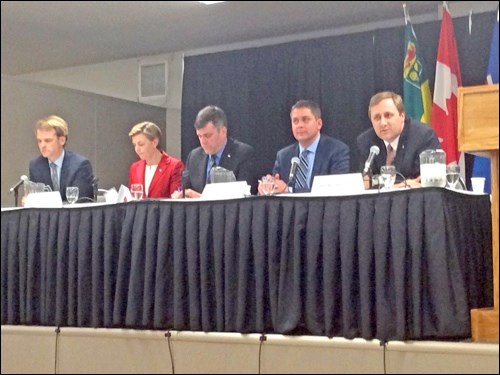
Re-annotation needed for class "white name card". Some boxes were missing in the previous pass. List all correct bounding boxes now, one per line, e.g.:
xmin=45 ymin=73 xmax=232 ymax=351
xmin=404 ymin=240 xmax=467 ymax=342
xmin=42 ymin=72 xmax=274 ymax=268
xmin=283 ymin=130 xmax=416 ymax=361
xmin=24 ymin=191 xmax=63 ymax=208
xmin=311 ymin=173 xmax=365 ymax=196
xmin=201 ymin=181 xmax=250 ymax=200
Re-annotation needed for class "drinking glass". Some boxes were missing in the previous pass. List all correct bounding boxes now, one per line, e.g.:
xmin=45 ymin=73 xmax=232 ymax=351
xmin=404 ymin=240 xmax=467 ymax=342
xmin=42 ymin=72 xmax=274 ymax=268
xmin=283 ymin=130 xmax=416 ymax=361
xmin=261 ymin=175 xmax=275 ymax=196
xmin=470 ymin=177 xmax=485 ymax=194
xmin=130 ymin=183 xmax=144 ymax=200
xmin=66 ymin=186 xmax=79 ymax=204
xmin=380 ymin=165 xmax=396 ymax=190
xmin=446 ymin=164 xmax=460 ymax=189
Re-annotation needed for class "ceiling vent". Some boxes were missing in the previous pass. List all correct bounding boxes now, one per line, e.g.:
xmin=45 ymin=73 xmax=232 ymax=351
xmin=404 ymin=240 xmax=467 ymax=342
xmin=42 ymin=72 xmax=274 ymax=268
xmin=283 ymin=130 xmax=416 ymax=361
xmin=138 ymin=60 xmax=167 ymax=106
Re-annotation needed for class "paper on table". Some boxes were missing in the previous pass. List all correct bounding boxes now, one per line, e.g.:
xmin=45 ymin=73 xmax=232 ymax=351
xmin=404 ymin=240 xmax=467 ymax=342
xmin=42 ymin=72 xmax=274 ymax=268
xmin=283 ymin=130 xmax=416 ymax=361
xmin=104 ymin=187 xmax=118 ymax=203
xmin=117 ymin=185 xmax=133 ymax=202
xmin=201 ymin=181 xmax=249 ymax=200
xmin=24 ymin=191 xmax=63 ymax=208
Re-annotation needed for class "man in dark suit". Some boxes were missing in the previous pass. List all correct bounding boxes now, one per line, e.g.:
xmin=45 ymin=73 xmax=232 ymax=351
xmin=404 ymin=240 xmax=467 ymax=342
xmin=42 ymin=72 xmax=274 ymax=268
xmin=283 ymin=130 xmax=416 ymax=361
xmin=356 ymin=91 xmax=440 ymax=187
xmin=29 ymin=115 xmax=95 ymax=202
xmin=174 ymin=105 xmax=257 ymax=198
xmin=264 ymin=100 xmax=350 ymax=194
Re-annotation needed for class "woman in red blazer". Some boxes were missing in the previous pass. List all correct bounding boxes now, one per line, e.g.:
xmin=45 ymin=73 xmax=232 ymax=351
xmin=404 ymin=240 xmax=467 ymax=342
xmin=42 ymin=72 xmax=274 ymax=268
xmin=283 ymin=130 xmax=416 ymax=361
xmin=128 ymin=121 xmax=185 ymax=198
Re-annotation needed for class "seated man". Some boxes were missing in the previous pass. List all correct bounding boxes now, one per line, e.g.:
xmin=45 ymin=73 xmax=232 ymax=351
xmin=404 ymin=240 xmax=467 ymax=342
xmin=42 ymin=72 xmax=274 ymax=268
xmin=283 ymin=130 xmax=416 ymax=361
xmin=262 ymin=100 xmax=350 ymax=194
xmin=29 ymin=115 xmax=95 ymax=202
xmin=357 ymin=91 xmax=440 ymax=188
xmin=173 ymin=105 xmax=257 ymax=198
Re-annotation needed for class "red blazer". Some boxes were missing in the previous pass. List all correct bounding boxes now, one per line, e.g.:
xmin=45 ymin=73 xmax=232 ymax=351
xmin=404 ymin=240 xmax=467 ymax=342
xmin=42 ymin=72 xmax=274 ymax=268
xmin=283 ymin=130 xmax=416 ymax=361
xmin=128 ymin=151 xmax=185 ymax=198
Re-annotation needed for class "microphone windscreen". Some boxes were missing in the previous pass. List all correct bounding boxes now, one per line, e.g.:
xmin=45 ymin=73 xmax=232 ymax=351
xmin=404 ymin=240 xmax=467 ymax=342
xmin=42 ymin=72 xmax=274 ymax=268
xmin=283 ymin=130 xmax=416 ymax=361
xmin=289 ymin=157 xmax=300 ymax=182
xmin=369 ymin=145 xmax=380 ymax=155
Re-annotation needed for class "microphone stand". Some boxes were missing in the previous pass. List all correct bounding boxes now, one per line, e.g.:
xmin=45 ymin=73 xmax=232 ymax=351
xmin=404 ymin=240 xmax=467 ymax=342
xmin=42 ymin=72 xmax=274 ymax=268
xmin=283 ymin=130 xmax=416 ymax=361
xmin=12 ymin=184 xmax=21 ymax=207
xmin=362 ymin=168 xmax=373 ymax=189
xmin=287 ymin=176 xmax=296 ymax=193
xmin=92 ymin=177 xmax=99 ymax=202
xmin=181 ymin=171 xmax=190 ymax=198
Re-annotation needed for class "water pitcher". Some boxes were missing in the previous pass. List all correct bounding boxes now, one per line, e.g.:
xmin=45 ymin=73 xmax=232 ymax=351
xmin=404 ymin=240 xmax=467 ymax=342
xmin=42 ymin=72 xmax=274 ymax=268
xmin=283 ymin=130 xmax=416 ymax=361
xmin=419 ymin=149 xmax=446 ymax=187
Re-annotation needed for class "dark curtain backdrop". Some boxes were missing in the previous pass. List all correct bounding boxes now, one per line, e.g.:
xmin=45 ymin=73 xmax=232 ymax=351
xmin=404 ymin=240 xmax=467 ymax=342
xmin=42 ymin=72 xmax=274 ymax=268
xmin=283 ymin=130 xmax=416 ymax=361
xmin=181 ymin=12 xmax=496 ymax=179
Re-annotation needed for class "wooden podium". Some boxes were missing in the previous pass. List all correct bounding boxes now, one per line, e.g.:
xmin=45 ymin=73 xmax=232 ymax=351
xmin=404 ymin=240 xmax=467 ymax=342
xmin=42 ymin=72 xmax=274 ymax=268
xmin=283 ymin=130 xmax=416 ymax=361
xmin=458 ymin=83 xmax=499 ymax=342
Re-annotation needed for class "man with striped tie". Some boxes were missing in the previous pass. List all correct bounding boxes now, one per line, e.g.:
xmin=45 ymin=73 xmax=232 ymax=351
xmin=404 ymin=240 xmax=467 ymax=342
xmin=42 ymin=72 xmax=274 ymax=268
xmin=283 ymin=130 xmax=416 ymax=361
xmin=260 ymin=100 xmax=350 ymax=194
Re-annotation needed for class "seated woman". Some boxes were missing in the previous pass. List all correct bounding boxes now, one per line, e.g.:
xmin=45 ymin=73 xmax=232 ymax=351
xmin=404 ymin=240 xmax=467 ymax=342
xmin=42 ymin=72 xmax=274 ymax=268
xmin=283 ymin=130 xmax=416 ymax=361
xmin=128 ymin=121 xmax=184 ymax=198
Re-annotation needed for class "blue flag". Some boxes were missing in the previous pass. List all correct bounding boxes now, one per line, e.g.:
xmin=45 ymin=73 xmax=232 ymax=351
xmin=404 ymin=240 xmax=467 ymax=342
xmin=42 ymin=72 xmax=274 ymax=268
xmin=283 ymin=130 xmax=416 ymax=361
xmin=471 ymin=11 xmax=498 ymax=193
xmin=486 ymin=12 xmax=499 ymax=85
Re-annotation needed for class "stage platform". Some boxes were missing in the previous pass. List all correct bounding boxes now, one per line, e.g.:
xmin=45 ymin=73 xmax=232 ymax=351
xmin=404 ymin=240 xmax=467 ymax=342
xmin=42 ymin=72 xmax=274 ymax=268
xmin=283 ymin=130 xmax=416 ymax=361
xmin=1 ymin=326 xmax=498 ymax=374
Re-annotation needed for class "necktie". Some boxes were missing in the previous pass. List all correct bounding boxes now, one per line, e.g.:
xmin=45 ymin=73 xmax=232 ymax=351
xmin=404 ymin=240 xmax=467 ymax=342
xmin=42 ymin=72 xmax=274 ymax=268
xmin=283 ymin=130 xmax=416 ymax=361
xmin=386 ymin=144 xmax=395 ymax=166
xmin=295 ymin=150 xmax=309 ymax=190
xmin=207 ymin=154 xmax=217 ymax=182
xmin=50 ymin=162 xmax=59 ymax=191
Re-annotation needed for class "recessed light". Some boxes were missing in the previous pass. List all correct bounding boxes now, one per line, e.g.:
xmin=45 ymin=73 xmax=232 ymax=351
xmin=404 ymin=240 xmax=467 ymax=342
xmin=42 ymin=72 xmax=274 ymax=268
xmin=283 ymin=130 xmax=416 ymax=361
xmin=199 ymin=1 xmax=225 ymax=5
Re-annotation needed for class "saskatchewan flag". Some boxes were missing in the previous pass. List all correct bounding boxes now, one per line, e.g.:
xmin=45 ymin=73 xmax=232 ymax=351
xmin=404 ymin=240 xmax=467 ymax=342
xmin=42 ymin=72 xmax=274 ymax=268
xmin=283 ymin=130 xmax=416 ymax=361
xmin=403 ymin=20 xmax=432 ymax=124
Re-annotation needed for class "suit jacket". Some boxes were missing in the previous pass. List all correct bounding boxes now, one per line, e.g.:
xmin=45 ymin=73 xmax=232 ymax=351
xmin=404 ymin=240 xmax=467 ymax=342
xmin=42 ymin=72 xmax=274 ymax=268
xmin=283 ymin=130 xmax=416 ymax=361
xmin=356 ymin=117 xmax=441 ymax=179
xmin=273 ymin=134 xmax=350 ymax=193
xmin=29 ymin=150 xmax=94 ymax=201
xmin=185 ymin=137 xmax=258 ymax=194
xmin=129 ymin=151 xmax=185 ymax=198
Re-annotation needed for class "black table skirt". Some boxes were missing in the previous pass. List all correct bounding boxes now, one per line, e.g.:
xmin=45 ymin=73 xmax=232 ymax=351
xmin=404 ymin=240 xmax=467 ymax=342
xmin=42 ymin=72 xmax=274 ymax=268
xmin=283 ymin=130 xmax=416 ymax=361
xmin=1 ymin=188 xmax=493 ymax=341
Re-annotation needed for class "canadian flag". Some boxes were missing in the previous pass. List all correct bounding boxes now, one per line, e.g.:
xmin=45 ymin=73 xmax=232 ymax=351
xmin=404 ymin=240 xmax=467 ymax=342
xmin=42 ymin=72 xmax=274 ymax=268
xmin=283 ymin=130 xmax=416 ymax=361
xmin=431 ymin=2 xmax=462 ymax=165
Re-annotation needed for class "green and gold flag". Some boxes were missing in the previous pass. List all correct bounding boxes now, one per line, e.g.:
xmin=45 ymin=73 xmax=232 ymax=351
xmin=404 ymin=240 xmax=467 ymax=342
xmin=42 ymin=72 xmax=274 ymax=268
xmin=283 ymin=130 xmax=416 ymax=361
xmin=403 ymin=19 xmax=432 ymax=124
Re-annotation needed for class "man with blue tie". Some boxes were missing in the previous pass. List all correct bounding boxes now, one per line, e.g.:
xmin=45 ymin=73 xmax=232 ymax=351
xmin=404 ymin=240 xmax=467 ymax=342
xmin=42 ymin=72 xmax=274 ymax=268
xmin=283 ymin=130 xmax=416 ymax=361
xmin=262 ymin=100 xmax=350 ymax=194
xmin=174 ymin=105 xmax=257 ymax=198
xmin=28 ymin=115 xmax=95 ymax=202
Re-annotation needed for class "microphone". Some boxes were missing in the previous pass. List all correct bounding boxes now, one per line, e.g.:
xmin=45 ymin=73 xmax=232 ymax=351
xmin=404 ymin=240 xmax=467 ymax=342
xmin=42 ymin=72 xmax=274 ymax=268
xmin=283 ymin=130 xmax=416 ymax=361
xmin=9 ymin=175 xmax=28 ymax=193
xmin=181 ymin=170 xmax=190 ymax=198
xmin=362 ymin=145 xmax=380 ymax=176
xmin=288 ymin=157 xmax=300 ymax=186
